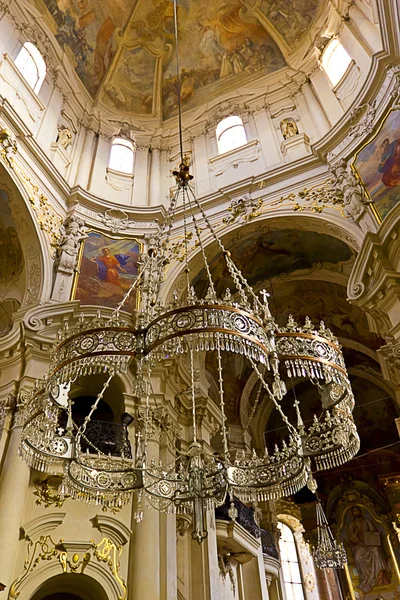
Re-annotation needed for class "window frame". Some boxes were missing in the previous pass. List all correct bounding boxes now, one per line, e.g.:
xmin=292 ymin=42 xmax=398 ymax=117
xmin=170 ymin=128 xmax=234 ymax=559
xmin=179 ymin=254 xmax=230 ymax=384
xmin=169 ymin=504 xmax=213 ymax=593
xmin=108 ymin=137 xmax=135 ymax=175
xmin=277 ymin=521 xmax=306 ymax=600
xmin=321 ymin=38 xmax=352 ymax=87
xmin=14 ymin=42 xmax=47 ymax=94
xmin=216 ymin=115 xmax=248 ymax=155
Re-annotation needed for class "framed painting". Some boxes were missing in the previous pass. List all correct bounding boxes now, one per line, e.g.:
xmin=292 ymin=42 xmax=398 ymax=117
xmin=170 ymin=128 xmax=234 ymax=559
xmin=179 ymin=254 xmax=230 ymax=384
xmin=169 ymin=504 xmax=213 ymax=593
xmin=338 ymin=504 xmax=399 ymax=600
xmin=72 ymin=231 xmax=141 ymax=313
xmin=352 ymin=108 xmax=400 ymax=222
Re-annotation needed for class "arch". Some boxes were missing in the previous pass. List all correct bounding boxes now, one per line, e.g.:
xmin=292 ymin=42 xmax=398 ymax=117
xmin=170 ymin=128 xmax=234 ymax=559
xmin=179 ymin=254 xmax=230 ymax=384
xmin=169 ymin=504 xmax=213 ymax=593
xmin=216 ymin=115 xmax=247 ymax=154
xmin=0 ymin=165 xmax=50 ymax=307
xmin=162 ymin=212 xmax=362 ymax=306
xmin=14 ymin=42 xmax=47 ymax=94
xmin=29 ymin=573 xmax=108 ymax=600
xmin=16 ymin=557 xmax=120 ymax=600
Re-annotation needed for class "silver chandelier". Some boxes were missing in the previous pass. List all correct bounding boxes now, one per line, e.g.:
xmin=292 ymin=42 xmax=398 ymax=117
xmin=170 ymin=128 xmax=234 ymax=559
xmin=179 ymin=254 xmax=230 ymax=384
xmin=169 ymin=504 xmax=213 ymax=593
xmin=18 ymin=0 xmax=359 ymax=547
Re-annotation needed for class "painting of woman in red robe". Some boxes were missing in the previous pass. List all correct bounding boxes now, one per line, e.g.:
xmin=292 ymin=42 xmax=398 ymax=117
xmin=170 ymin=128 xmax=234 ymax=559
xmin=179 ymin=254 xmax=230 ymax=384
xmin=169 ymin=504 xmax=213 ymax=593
xmin=378 ymin=137 xmax=400 ymax=188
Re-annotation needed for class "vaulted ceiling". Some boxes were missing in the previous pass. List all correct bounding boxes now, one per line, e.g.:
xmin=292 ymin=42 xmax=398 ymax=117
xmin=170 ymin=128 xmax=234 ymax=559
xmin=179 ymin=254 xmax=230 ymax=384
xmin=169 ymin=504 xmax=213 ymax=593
xmin=35 ymin=0 xmax=328 ymax=120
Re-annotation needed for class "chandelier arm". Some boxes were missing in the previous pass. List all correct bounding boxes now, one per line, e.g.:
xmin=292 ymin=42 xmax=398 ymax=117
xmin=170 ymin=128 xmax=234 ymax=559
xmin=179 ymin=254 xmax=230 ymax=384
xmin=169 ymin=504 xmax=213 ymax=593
xmin=172 ymin=0 xmax=184 ymax=163
xmin=143 ymin=359 xmax=153 ymax=462
xmin=75 ymin=373 xmax=114 ymax=451
xmin=245 ymin=380 xmax=263 ymax=429
xmin=184 ymin=187 xmax=216 ymax=298
xmin=112 ymin=253 xmax=150 ymax=320
xmin=189 ymin=345 xmax=198 ymax=444
xmin=181 ymin=184 xmax=196 ymax=294
xmin=248 ymin=356 xmax=298 ymax=437
xmin=187 ymin=184 xmax=265 ymax=313
xmin=215 ymin=333 xmax=229 ymax=461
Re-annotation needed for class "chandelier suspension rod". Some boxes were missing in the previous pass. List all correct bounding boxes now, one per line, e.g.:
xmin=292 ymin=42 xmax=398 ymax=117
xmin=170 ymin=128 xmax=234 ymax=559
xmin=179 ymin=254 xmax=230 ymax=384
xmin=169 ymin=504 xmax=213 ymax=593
xmin=173 ymin=0 xmax=184 ymax=163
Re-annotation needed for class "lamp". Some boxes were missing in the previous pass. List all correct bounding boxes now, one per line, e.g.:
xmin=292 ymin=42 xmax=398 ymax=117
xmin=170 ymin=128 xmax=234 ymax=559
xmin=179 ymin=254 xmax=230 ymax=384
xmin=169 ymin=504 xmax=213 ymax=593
xmin=18 ymin=0 xmax=359 ymax=551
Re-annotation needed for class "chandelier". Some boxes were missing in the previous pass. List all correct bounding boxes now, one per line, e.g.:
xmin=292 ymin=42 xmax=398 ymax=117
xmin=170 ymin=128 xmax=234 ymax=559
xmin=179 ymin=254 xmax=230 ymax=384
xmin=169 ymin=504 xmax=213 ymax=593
xmin=313 ymin=499 xmax=347 ymax=569
xmin=18 ymin=0 xmax=359 ymax=548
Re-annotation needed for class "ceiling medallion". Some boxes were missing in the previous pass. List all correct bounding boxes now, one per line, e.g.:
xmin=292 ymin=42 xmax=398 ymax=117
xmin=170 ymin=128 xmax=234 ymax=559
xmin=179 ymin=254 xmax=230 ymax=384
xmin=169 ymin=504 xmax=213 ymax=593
xmin=19 ymin=0 xmax=358 ymax=554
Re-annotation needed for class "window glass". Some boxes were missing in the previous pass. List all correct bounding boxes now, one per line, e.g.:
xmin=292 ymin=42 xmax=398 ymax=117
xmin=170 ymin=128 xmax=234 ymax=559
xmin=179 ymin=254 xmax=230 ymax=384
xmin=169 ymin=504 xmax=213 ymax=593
xmin=14 ymin=42 xmax=46 ymax=93
xmin=216 ymin=115 xmax=247 ymax=154
xmin=108 ymin=138 xmax=134 ymax=174
xmin=278 ymin=522 xmax=305 ymax=600
xmin=321 ymin=38 xmax=352 ymax=86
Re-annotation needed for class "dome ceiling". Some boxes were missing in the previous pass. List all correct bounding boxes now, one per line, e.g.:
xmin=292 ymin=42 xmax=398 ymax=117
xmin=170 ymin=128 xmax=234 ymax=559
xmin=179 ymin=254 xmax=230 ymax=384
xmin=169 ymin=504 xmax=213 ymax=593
xmin=38 ymin=0 xmax=326 ymax=119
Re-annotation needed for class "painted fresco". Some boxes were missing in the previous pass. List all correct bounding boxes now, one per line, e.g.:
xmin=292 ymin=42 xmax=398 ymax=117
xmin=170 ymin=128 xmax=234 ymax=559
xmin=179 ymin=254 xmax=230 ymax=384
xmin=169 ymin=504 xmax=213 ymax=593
xmin=73 ymin=232 xmax=140 ymax=312
xmin=0 ymin=189 xmax=23 ymax=292
xmin=104 ymin=46 xmax=156 ymax=113
xmin=339 ymin=505 xmax=396 ymax=599
xmin=258 ymin=0 xmax=321 ymax=45
xmin=192 ymin=229 xmax=353 ymax=299
xmin=41 ymin=0 xmax=133 ymax=96
xmin=353 ymin=109 xmax=400 ymax=221
xmin=162 ymin=0 xmax=286 ymax=118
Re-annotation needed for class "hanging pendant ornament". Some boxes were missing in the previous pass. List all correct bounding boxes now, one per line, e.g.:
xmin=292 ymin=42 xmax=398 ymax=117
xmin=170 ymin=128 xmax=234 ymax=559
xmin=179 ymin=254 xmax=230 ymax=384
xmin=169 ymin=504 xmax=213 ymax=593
xmin=313 ymin=499 xmax=347 ymax=569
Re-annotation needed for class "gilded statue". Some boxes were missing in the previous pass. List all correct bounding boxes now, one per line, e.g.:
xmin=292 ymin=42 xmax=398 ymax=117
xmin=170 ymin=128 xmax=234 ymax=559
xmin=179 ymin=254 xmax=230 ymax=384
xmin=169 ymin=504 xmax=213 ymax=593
xmin=280 ymin=118 xmax=299 ymax=140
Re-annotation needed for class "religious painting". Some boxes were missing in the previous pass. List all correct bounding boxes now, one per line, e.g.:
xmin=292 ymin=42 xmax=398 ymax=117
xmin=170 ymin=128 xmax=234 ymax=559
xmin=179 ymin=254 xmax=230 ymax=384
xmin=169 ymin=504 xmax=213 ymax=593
xmin=73 ymin=232 xmax=141 ymax=312
xmin=353 ymin=109 xmax=400 ymax=221
xmin=339 ymin=504 xmax=397 ymax=599
xmin=103 ymin=46 xmax=157 ymax=113
xmin=162 ymin=0 xmax=287 ymax=118
xmin=40 ymin=0 xmax=133 ymax=96
xmin=192 ymin=228 xmax=353 ymax=299
xmin=258 ymin=0 xmax=321 ymax=45
xmin=0 ymin=189 xmax=24 ymax=292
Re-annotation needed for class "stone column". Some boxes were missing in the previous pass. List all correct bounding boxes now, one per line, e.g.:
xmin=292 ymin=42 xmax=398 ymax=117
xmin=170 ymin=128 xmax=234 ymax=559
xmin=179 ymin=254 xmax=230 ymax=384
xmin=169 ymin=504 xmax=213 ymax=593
xmin=349 ymin=4 xmax=382 ymax=54
xmin=301 ymin=81 xmax=330 ymax=137
xmin=129 ymin=415 xmax=161 ymax=600
xmin=159 ymin=426 xmax=177 ymax=600
xmin=0 ymin=406 xmax=30 ymax=588
xmin=149 ymin=147 xmax=162 ymax=206
xmin=74 ymin=128 xmax=95 ymax=189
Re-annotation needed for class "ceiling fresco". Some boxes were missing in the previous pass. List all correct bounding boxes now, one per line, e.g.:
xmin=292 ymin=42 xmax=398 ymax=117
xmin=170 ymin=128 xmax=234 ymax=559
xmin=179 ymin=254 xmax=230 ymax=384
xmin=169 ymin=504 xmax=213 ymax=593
xmin=193 ymin=228 xmax=354 ymax=299
xmin=37 ymin=0 xmax=325 ymax=116
xmin=40 ymin=0 xmax=135 ymax=97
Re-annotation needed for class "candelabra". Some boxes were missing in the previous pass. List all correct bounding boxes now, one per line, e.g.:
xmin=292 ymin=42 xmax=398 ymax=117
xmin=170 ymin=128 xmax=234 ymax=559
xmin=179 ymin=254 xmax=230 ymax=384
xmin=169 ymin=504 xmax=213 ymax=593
xmin=314 ymin=500 xmax=347 ymax=569
xmin=18 ymin=0 xmax=360 ymax=548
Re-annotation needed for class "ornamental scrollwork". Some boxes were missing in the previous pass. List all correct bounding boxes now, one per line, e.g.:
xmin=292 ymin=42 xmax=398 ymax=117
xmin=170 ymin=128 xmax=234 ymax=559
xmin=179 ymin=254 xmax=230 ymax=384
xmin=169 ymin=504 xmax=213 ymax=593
xmin=33 ymin=477 xmax=67 ymax=509
xmin=9 ymin=535 xmax=127 ymax=599
xmin=271 ymin=178 xmax=344 ymax=214
xmin=222 ymin=194 xmax=264 ymax=225
xmin=91 ymin=537 xmax=127 ymax=600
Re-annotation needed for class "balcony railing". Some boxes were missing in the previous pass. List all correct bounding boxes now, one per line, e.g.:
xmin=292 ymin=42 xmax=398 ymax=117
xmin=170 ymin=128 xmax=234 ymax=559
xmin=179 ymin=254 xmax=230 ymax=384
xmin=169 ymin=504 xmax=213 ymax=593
xmin=215 ymin=496 xmax=278 ymax=558
xmin=73 ymin=418 xmax=132 ymax=459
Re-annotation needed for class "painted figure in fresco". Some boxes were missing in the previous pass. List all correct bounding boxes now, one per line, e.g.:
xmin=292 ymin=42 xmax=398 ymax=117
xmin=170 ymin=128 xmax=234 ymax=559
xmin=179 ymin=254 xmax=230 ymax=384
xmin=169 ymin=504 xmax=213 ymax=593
xmin=347 ymin=506 xmax=391 ymax=594
xmin=94 ymin=247 xmax=127 ymax=285
xmin=378 ymin=137 xmax=400 ymax=188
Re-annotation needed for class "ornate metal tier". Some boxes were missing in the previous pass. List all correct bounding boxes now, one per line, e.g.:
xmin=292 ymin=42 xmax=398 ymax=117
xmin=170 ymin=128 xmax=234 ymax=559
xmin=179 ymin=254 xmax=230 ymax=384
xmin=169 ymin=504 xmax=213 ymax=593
xmin=49 ymin=323 xmax=139 ymax=383
xmin=275 ymin=318 xmax=347 ymax=385
xmin=62 ymin=456 xmax=143 ymax=508
xmin=303 ymin=393 xmax=359 ymax=471
xmin=144 ymin=303 xmax=273 ymax=366
xmin=227 ymin=438 xmax=309 ymax=502
xmin=19 ymin=390 xmax=74 ymax=473
xmin=143 ymin=443 xmax=227 ymax=514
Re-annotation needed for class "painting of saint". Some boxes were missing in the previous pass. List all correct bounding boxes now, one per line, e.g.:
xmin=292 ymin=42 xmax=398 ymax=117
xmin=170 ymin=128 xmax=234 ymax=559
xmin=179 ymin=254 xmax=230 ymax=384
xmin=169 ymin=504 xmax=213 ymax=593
xmin=0 ymin=189 xmax=24 ymax=290
xmin=73 ymin=232 xmax=141 ymax=312
xmin=353 ymin=109 xmax=400 ymax=221
xmin=340 ymin=505 xmax=394 ymax=599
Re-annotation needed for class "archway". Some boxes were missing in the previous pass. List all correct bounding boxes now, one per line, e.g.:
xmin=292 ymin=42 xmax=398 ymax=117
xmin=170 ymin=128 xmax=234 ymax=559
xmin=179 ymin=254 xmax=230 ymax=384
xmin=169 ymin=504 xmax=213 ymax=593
xmin=30 ymin=573 xmax=109 ymax=600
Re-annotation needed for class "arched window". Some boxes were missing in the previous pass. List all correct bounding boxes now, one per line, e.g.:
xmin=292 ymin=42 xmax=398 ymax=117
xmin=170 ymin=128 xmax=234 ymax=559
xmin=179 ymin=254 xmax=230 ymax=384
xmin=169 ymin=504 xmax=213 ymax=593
xmin=14 ymin=42 xmax=46 ymax=93
xmin=216 ymin=115 xmax=247 ymax=155
xmin=108 ymin=137 xmax=135 ymax=174
xmin=277 ymin=522 xmax=305 ymax=600
xmin=321 ymin=38 xmax=352 ymax=86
